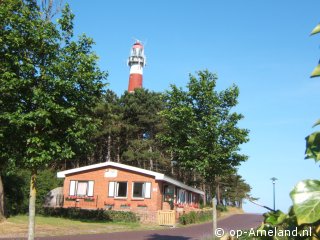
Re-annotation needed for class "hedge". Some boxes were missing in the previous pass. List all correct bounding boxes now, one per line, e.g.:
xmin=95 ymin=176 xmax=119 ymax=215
xmin=41 ymin=207 xmax=138 ymax=222
xmin=179 ymin=210 xmax=213 ymax=225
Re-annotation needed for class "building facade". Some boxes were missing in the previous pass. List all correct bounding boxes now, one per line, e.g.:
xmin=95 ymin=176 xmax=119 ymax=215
xmin=57 ymin=162 xmax=204 ymax=222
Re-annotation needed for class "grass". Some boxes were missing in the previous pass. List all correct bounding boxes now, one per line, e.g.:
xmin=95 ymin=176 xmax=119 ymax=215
xmin=0 ymin=207 xmax=244 ymax=238
xmin=0 ymin=215 xmax=164 ymax=238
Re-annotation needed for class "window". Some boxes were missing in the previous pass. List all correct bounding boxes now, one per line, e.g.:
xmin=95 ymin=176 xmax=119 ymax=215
xmin=108 ymin=182 xmax=151 ymax=199
xmin=163 ymin=185 xmax=174 ymax=202
xmin=132 ymin=182 xmax=151 ymax=199
xmin=189 ymin=193 xmax=193 ymax=203
xmin=177 ymin=189 xmax=186 ymax=203
xmin=77 ymin=182 xmax=88 ymax=196
xmin=108 ymin=182 xmax=128 ymax=198
xmin=69 ymin=180 xmax=94 ymax=197
xmin=133 ymin=182 xmax=144 ymax=198
xmin=116 ymin=182 xmax=127 ymax=198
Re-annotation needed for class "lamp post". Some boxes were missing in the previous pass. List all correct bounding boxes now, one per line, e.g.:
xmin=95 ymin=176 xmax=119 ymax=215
xmin=270 ymin=177 xmax=277 ymax=211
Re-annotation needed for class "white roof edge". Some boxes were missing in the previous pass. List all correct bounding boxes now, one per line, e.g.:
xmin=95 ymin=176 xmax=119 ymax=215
xmin=57 ymin=161 xmax=163 ymax=179
xmin=57 ymin=161 xmax=204 ymax=195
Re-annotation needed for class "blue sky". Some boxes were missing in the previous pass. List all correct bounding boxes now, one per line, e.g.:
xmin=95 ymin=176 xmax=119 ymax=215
xmin=66 ymin=0 xmax=320 ymax=213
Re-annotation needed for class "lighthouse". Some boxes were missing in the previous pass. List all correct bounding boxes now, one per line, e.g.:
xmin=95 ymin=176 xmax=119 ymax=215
xmin=127 ymin=40 xmax=146 ymax=93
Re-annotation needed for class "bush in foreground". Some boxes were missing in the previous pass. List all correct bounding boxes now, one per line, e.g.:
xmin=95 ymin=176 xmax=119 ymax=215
xmin=179 ymin=210 xmax=213 ymax=225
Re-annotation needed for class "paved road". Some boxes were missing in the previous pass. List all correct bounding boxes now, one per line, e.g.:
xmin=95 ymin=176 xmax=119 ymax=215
xmin=6 ymin=214 xmax=264 ymax=240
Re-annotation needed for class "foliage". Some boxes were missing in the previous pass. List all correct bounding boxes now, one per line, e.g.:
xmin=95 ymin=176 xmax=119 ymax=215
xmin=216 ymin=173 xmax=251 ymax=208
xmin=311 ymin=23 xmax=320 ymax=78
xmin=0 ymin=1 xmax=106 ymax=238
xmin=92 ymin=90 xmax=123 ymax=163
xmin=0 ymin=1 xmax=251 ymax=225
xmin=159 ymin=70 xmax=249 ymax=188
xmin=0 ymin=0 xmax=106 ymax=172
xmin=216 ymin=204 xmax=227 ymax=212
xmin=3 ymin=170 xmax=30 ymax=216
xmin=41 ymin=207 xmax=138 ymax=222
xmin=120 ymin=89 xmax=168 ymax=170
xmin=92 ymin=88 xmax=171 ymax=173
xmin=3 ymin=169 xmax=62 ymax=216
xmin=35 ymin=170 xmax=63 ymax=211
xmin=179 ymin=210 xmax=213 ymax=225
xmin=238 ymin=210 xmax=320 ymax=240
xmin=290 ymin=180 xmax=320 ymax=225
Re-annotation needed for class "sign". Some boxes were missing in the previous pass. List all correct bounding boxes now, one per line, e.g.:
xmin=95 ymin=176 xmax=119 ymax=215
xmin=104 ymin=169 xmax=118 ymax=178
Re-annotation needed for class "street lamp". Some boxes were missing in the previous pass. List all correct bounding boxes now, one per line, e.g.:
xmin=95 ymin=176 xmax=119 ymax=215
xmin=270 ymin=177 xmax=278 ymax=211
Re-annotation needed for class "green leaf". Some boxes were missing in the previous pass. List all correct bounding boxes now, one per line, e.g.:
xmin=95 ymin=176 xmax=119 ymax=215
xmin=310 ymin=24 xmax=320 ymax=35
xmin=312 ymin=119 xmax=320 ymax=128
xmin=290 ymin=180 xmax=320 ymax=225
xmin=305 ymin=131 xmax=320 ymax=162
xmin=311 ymin=64 xmax=320 ymax=78
xmin=264 ymin=210 xmax=287 ymax=225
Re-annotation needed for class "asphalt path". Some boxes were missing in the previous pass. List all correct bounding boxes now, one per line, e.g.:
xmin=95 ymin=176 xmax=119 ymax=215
xmin=4 ymin=214 xmax=264 ymax=240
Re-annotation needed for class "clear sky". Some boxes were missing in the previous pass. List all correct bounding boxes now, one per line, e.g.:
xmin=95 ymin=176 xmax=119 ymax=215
xmin=66 ymin=0 xmax=320 ymax=213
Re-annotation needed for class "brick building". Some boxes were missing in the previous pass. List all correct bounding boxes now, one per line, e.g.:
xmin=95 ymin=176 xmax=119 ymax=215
xmin=57 ymin=161 xmax=204 ymax=222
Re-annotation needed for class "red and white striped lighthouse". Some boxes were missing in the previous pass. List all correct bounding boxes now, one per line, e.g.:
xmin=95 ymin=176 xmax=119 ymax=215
xmin=127 ymin=40 xmax=146 ymax=93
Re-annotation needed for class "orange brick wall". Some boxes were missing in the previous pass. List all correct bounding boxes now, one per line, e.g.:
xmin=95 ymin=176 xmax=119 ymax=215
xmin=63 ymin=166 xmax=164 ymax=212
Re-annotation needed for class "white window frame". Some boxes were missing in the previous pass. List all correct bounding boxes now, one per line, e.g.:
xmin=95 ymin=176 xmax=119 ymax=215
xmin=115 ymin=182 xmax=128 ymax=198
xmin=132 ymin=182 xmax=152 ymax=199
xmin=108 ymin=181 xmax=115 ymax=197
xmin=88 ymin=181 xmax=94 ymax=197
xmin=68 ymin=180 xmax=94 ymax=197
xmin=144 ymin=182 xmax=151 ymax=199
xmin=69 ymin=180 xmax=76 ymax=196
xmin=132 ymin=182 xmax=145 ymax=199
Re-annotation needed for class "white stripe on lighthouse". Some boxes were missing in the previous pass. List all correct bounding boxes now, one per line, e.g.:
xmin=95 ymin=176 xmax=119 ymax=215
xmin=130 ymin=64 xmax=143 ymax=75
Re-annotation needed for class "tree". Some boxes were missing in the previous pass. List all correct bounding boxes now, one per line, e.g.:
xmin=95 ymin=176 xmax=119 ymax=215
xmin=120 ymin=89 xmax=170 ymax=172
xmin=0 ymin=1 xmax=106 ymax=239
xmin=93 ymin=90 xmax=123 ymax=163
xmin=158 ymin=70 xmax=249 ymax=195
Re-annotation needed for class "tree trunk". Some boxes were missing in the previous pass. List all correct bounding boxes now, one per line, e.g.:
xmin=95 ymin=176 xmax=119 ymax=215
xmin=216 ymin=183 xmax=220 ymax=205
xmin=202 ymin=183 xmax=206 ymax=206
xmin=0 ymin=174 xmax=5 ymax=220
xmin=116 ymin=145 xmax=120 ymax=163
xmin=106 ymin=134 xmax=111 ymax=162
xmin=28 ymin=172 xmax=37 ymax=240
xmin=149 ymin=146 xmax=153 ymax=170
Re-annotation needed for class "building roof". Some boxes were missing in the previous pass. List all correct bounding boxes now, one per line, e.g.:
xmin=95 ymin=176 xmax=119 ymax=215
xmin=57 ymin=161 xmax=204 ymax=195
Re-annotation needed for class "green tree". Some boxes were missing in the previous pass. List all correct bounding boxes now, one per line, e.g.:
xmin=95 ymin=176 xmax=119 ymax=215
xmin=93 ymin=90 xmax=123 ymax=163
xmin=220 ymin=174 xmax=251 ymax=208
xmin=120 ymin=89 xmax=170 ymax=172
xmin=0 ymin=1 xmax=106 ymax=239
xmin=159 ymin=70 xmax=249 ymax=195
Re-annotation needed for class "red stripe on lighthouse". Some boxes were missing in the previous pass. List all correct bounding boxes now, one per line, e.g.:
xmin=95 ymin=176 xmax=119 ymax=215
xmin=128 ymin=74 xmax=143 ymax=92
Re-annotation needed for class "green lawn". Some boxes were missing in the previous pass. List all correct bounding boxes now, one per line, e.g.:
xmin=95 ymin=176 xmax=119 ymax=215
xmin=0 ymin=215 xmax=163 ymax=238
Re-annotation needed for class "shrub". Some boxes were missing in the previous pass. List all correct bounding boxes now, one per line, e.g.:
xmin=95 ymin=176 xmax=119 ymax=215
xmin=41 ymin=207 xmax=138 ymax=222
xmin=179 ymin=210 xmax=212 ymax=225
xmin=3 ymin=169 xmax=63 ymax=216
xmin=216 ymin=204 xmax=227 ymax=212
